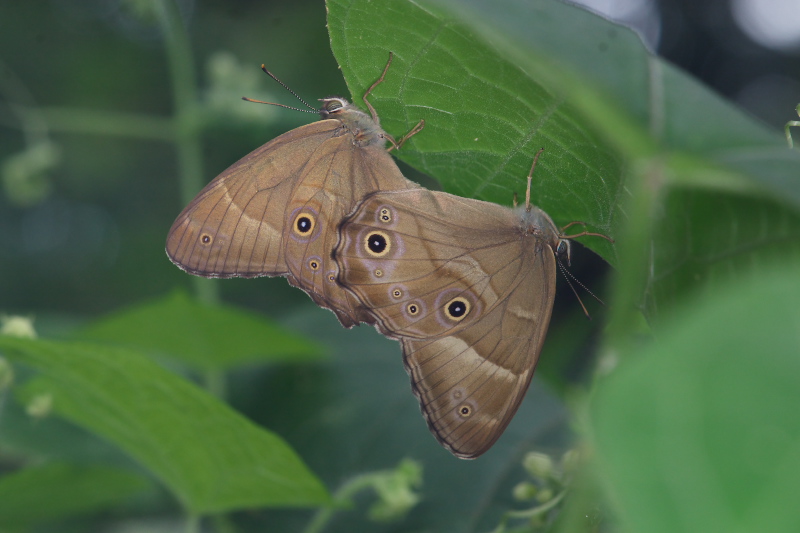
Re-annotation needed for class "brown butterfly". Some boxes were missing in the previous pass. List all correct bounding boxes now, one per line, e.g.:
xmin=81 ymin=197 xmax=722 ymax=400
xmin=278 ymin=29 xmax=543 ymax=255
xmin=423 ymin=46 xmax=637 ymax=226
xmin=166 ymin=54 xmax=423 ymax=327
xmin=334 ymin=150 xmax=612 ymax=458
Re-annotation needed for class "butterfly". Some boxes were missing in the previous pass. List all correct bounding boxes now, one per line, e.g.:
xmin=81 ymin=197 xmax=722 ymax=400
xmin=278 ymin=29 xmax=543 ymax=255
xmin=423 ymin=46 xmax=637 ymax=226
xmin=334 ymin=150 xmax=612 ymax=457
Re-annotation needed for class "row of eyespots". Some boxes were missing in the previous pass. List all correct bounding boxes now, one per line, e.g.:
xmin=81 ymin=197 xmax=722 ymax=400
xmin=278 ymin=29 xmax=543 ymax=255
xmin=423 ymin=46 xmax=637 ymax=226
xmin=360 ymin=204 xmax=397 ymax=277
xmin=390 ymin=285 xmax=424 ymax=319
xmin=291 ymin=210 xmax=321 ymax=278
xmin=363 ymin=208 xmax=473 ymax=324
xmin=290 ymin=209 xmax=336 ymax=282
xmin=195 ymin=210 xmax=319 ymax=262
xmin=451 ymin=389 xmax=476 ymax=419
xmin=307 ymin=259 xmax=338 ymax=286
xmin=389 ymin=284 xmax=472 ymax=324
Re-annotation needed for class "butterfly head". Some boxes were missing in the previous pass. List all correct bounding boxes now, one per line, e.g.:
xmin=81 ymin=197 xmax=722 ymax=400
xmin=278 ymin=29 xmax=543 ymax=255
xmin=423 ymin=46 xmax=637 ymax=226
xmin=319 ymin=96 xmax=353 ymax=119
xmin=320 ymin=96 xmax=387 ymax=147
xmin=516 ymin=203 xmax=561 ymax=250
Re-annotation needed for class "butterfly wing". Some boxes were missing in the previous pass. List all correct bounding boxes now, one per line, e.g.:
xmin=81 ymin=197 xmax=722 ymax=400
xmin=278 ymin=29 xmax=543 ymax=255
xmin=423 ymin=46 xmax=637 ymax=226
xmin=166 ymin=119 xmax=414 ymax=327
xmin=335 ymin=189 xmax=558 ymax=457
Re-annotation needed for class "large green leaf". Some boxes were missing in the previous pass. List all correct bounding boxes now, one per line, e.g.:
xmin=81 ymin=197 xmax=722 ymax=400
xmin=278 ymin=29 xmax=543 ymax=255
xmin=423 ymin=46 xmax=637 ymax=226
xmin=0 ymin=336 xmax=328 ymax=514
xmin=327 ymin=0 xmax=622 ymax=266
xmin=75 ymin=290 xmax=323 ymax=372
xmin=0 ymin=462 xmax=152 ymax=529
xmin=646 ymin=190 xmax=800 ymax=317
xmin=590 ymin=264 xmax=800 ymax=533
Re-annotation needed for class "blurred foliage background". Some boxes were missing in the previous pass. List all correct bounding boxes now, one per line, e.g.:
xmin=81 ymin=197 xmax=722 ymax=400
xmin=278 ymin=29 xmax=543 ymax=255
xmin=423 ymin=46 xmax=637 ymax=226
xmin=1 ymin=0 xmax=799 ymax=532
xmin=1 ymin=0 xmax=347 ymax=318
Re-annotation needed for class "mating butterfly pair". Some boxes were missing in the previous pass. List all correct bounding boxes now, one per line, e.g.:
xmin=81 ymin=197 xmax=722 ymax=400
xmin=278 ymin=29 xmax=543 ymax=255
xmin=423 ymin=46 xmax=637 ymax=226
xmin=166 ymin=55 xmax=609 ymax=458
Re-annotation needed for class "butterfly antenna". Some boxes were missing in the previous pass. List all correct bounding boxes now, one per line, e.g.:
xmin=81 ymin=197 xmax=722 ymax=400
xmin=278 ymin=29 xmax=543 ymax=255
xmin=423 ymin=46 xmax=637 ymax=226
xmin=525 ymin=147 xmax=546 ymax=211
xmin=241 ymin=65 xmax=317 ymax=113
xmin=557 ymin=258 xmax=606 ymax=320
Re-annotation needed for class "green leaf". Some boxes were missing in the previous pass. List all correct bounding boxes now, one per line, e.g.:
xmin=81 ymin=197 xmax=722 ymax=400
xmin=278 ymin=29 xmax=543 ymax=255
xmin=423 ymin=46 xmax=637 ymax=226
xmin=327 ymin=0 xmax=621 ymax=265
xmin=647 ymin=190 xmax=800 ymax=318
xmin=590 ymin=264 xmax=800 ymax=533
xmin=0 ymin=462 xmax=152 ymax=529
xmin=0 ymin=336 xmax=329 ymax=514
xmin=424 ymin=0 xmax=798 ymax=204
xmin=75 ymin=290 xmax=323 ymax=372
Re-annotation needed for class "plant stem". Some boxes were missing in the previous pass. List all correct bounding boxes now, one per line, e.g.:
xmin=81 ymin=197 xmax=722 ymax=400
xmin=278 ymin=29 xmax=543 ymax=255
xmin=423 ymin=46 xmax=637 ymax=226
xmin=155 ymin=0 xmax=220 ymax=307
xmin=787 ymin=121 xmax=799 ymax=149
xmin=30 ymin=107 xmax=175 ymax=141
xmin=185 ymin=512 xmax=200 ymax=533
xmin=489 ymin=489 xmax=568 ymax=533
xmin=302 ymin=475 xmax=375 ymax=533
xmin=601 ymin=157 xmax=664 ymax=353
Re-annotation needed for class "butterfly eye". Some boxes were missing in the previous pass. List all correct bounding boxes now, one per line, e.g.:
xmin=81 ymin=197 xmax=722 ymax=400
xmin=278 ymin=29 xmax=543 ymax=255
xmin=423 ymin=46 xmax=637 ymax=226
xmin=293 ymin=213 xmax=316 ymax=236
xmin=321 ymin=97 xmax=346 ymax=113
xmin=327 ymin=272 xmax=336 ymax=283
xmin=556 ymin=239 xmax=572 ymax=265
xmin=392 ymin=288 xmax=403 ymax=298
xmin=407 ymin=303 xmax=419 ymax=315
xmin=378 ymin=207 xmax=392 ymax=223
xmin=364 ymin=231 xmax=391 ymax=257
xmin=444 ymin=297 xmax=471 ymax=321
xmin=308 ymin=258 xmax=321 ymax=271
xmin=200 ymin=233 xmax=213 ymax=245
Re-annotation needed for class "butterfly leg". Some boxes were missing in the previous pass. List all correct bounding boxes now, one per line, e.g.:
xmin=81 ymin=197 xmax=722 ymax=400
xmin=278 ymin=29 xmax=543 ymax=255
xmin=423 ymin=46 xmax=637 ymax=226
xmin=560 ymin=221 xmax=614 ymax=243
xmin=389 ymin=119 xmax=425 ymax=151
xmin=523 ymin=147 xmax=546 ymax=209
xmin=363 ymin=52 xmax=425 ymax=151
xmin=362 ymin=52 xmax=394 ymax=124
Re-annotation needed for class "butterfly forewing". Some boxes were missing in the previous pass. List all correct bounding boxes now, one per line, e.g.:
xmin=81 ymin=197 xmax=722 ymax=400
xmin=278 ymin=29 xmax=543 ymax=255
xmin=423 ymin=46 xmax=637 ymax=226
xmin=167 ymin=120 xmax=341 ymax=277
xmin=166 ymin=108 xmax=416 ymax=327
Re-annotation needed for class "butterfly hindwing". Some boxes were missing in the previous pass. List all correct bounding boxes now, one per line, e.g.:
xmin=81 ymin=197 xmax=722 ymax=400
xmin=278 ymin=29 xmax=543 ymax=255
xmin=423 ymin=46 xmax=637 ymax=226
xmin=335 ymin=188 xmax=559 ymax=457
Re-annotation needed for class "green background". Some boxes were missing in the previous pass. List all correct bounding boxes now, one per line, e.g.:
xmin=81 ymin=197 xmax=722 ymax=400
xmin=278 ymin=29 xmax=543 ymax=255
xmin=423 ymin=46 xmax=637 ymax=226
xmin=1 ymin=0 xmax=799 ymax=532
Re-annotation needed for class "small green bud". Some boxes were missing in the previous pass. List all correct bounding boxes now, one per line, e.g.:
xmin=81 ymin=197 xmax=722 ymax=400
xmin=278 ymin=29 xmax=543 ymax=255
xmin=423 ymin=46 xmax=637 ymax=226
xmin=512 ymin=481 xmax=537 ymax=501
xmin=368 ymin=458 xmax=422 ymax=522
xmin=536 ymin=488 xmax=554 ymax=503
xmin=26 ymin=393 xmax=53 ymax=419
xmin=1 ymin=141 xmax=59 ymax=207
xmin=523 ymin=452 xmax=554 ymax=479
xmin=205 ymin=51 xmax=278 ymax=125
xmin=0 ymin=315 xmax=37 ymax=338
xmin=561 ymin=449 xmax=580 ymax=475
